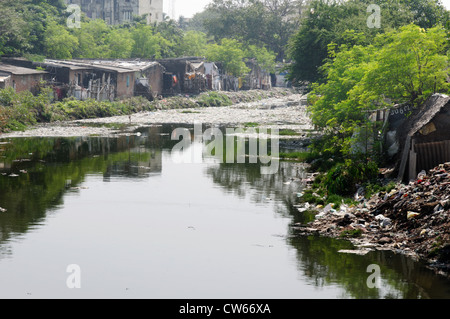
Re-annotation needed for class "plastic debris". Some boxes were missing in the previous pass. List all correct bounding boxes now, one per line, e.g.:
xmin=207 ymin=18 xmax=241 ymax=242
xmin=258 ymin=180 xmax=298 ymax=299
xmin=407 ymin=211 xmax=420 ymax=219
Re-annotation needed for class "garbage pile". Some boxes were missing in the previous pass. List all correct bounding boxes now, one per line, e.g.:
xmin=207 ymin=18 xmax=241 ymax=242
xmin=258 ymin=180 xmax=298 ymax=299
xmin=294 ymin=162 xmax=450 ymax=274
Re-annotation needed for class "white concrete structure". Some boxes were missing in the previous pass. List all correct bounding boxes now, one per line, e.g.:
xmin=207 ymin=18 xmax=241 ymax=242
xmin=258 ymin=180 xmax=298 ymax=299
xmin=66 ymin=0 xmax=164 ymax=25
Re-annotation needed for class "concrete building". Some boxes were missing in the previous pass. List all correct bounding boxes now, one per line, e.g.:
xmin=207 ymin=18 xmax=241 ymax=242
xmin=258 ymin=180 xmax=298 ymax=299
xmin=0 ymin=63 xmax=48 ymax=94
xmin=66 ymin=0 xmax=164 ymax=25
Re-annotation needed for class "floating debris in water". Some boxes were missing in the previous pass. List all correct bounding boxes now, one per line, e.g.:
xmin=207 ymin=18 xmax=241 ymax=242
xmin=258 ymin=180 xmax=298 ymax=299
xmin=0 ymin=207 xmax=7 ymax=213
xmin=338 ymin=249 xmax=371 ymax=256
xmin=8 ymin=173 xmax=19 ymax=177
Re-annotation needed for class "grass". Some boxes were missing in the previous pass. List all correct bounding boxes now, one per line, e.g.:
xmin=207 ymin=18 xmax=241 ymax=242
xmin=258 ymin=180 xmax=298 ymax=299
xmin=301 ymin=188 xmax=358 ymax=210
xmin=279 ymin=129 xmax=301 ymax=136
xmin=279 ymin=151 xmax=310 ymax=161
xmin=196 ymin=91 xmax=232 ymax=107
xmin=179 ymin=110 xmax=201 ymax=114
xmin=339 ymin=229 xmax=362 ymax=238
xmin=363 ymin=181 xmax=397 ymax=199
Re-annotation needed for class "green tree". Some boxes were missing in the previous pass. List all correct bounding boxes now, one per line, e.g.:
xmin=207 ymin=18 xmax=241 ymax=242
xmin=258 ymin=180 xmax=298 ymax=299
xmin=44 ymin=19 xmax=78 ymax=59
xmin=0 ymin=0 xmax=67 ymax=56
xmin=131 ymin=25 xmax=164 ymax=59
xmin=105 ymin=28 xmax=134 ymax=59
xmin=202 ymin=0 xmax=303 ymax=61
xmin=307 ymin=24 xmax=449 ymax=153
xmin=186 ymin=9 xmax=217 ymax=33
xmin=0 ymin=0 xmax=34 ymax=55
xmin=206 ymin=38 xmax=250 ymax=76
xmin=179 ymin=31 xmax=209 ymax=57
xmin=244 ymin=44 xmax=277 ymax=73
xmin=354 ymin=24 xmax=449 ymax=105
xmin=401 ymin=0 xmax=450 ymax=28
xmin=72 ymin=19 xmax=111 ymax=58
xmin=153 ymin=20 xmax=184 ymax=58
xmin=287 ymin=0 xmax=448 ymax=85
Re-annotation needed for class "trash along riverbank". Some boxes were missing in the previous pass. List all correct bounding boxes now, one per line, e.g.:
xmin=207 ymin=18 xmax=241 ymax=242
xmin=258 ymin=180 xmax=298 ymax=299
xmin=0 ymin=88 xmax=311 ymax=138
xmin=294 ymin=163 xmax=450 ymax=278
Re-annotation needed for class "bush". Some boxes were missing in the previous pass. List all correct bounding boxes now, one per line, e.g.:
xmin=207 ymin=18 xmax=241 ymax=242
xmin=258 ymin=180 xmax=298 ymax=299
xmin=324 ymin=159 xmax=379 ymax=196
xmin=0 ymin=87 xmax=16 ymax=106
xmin=196 ymin=91 xmax=232 ymax=107
xmin=0 ymin=106 xmax=11 ymax=132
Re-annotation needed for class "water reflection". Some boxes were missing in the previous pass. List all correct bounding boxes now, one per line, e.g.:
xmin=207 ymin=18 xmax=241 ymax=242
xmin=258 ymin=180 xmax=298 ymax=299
xmin=0 ymin=132 xmax=164 ymax=258
xmin=0 ymin=125 xmax=450 ymax=299
xmin=204 ymin=155 xmax=450 ymax=299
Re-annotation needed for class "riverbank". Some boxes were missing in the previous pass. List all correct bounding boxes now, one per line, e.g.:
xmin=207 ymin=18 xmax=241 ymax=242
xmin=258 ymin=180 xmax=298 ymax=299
xmin=0 ymin=88 xmax=312 ymax=138
xmin=3 ymin=86 xmax=448 ymax=278
xmin=294 ymin=163 xmax=450 ymax=278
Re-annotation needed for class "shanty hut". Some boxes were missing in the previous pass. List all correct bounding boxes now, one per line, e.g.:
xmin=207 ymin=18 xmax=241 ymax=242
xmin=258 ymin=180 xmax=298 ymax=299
xmin=157 ymin=57 xmax=208 ymax=94
xmin=35 ymin=59 xmax=165 ymax=101
xmin=204 ymin=62 xmax=221 ymax=91
xmin=386 ymin=94 xmax=450 ymax=181
xmin=242 ymin=59 xmax=272 ymax=90
xmin=0 ymin=63 xmax=48 ymax=94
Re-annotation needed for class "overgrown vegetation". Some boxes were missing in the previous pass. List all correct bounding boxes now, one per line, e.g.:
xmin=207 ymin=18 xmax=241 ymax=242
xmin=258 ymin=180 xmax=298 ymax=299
xmin=284 ymin=1 xmax=448 ymax=204
xmin=288 ymin=0 xmax=449 ymax=85
xmin=196 ymin=91 xmax=233 ymax=107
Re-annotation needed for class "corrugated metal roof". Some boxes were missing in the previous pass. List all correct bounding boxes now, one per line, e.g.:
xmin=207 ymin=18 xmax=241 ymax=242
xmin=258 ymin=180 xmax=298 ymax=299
xmin=66 ymin=59 xmax=162 ymax=73
xmin=38 ymin=60 xmax=93 ymax=71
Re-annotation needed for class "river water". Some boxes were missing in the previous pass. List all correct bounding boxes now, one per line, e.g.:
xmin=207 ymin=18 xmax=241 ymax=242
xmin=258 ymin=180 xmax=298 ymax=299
xmin=0 ymin=124 xmax=449 ymax=299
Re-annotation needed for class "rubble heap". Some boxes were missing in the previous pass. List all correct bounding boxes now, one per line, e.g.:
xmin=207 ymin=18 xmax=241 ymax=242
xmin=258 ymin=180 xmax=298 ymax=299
xmin=294 ymin=162 xmax=450 ymax=276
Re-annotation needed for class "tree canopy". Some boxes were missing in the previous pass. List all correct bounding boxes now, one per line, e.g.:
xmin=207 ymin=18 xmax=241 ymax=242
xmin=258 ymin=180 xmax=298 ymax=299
xmin=287 ymin=0 xmax=449 ymax=85
xmin=198 ymin=0 xmax=306 ymax=61
xmin=307 ymin=24 xmax=449 ymax=156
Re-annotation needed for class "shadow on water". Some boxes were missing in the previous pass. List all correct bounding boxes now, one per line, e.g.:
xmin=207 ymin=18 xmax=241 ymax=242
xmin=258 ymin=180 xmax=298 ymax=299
xmin=0 ymin=123 xmax=450 ymax=298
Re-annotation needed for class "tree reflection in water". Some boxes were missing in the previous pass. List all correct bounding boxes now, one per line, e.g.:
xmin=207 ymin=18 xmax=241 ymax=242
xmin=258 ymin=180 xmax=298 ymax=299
xmin=205 ymin=159 xmax=450 ymax=299
xmin=1 ymin=125 xmax=450 ymax=298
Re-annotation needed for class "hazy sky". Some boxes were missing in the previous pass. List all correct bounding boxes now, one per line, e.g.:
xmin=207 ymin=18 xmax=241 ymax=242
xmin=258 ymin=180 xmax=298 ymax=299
xmin=163 ymin=0 xmax=450 ymax=19
xmin=443 ymin=0 xmax=450 ymax=9
xmin=163 ymin=0 xmax=213 ymax=19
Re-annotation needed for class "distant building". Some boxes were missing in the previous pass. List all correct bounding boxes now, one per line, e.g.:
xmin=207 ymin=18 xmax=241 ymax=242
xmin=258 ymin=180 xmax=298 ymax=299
xmin=66 ymin=0 xmax=164 ymax=25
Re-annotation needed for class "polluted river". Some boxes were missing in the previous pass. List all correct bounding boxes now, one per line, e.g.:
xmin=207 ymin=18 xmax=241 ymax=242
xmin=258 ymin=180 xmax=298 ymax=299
xmin=0 ymin=97 xmax=450 ymax=299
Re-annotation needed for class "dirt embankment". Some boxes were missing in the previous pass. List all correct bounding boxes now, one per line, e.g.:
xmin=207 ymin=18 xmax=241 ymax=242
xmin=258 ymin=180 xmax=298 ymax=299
xmin=294 ymin=163 xmax=450 ymax=277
